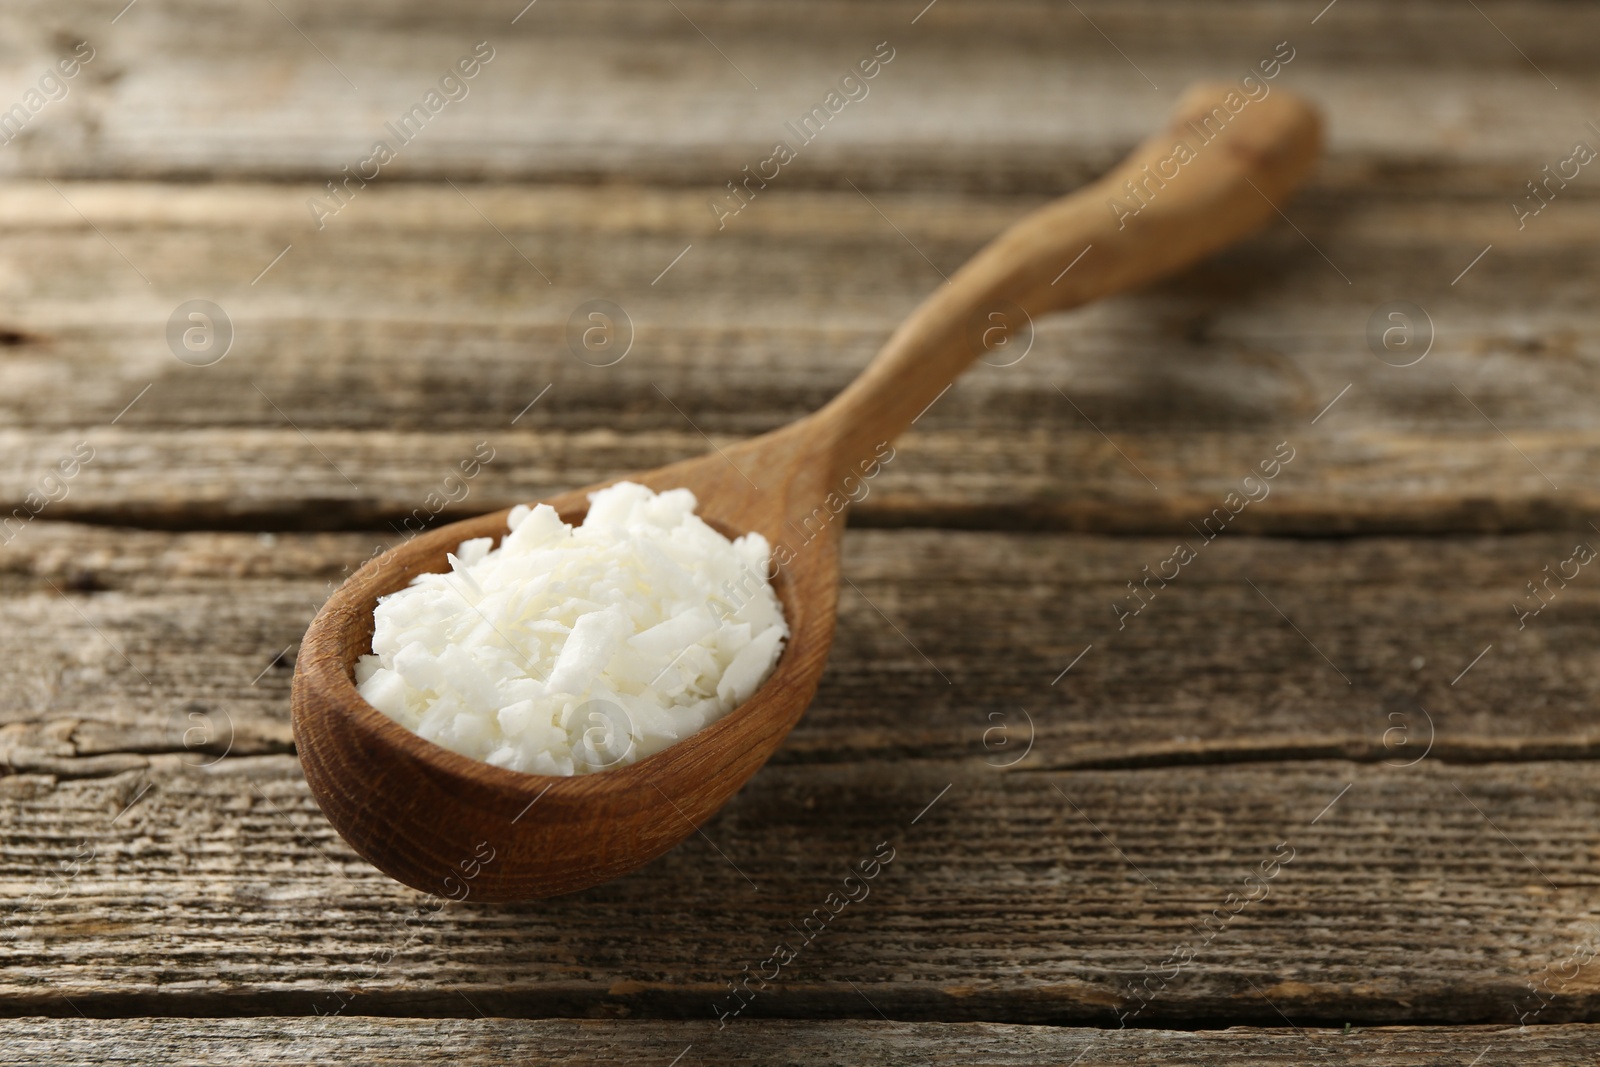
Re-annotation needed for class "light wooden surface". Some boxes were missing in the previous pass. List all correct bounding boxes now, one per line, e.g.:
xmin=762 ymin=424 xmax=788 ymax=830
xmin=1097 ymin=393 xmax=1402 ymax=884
xmin=10 ymin=746 xmax=1600 ymax=1026
xmin=8 ymin=1020 xmax=1600 ymax=1066
xmin=0 ymin=182 xmax=1596 ymax=533
xmin=3 ymin=0 xmax=1599 ymax=1060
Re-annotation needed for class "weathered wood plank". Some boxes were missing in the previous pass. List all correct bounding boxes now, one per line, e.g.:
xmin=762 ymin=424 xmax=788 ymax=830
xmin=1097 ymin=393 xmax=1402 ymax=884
xmin=0 ymin=0 xmax=1590 ymax=1040
xmin=5 ymin=523 xmax=1599 ymax=768
xmin=0 ymin=185 xmax=1595 ymax=533
xmin=4 ymin=1018 xmax=1597 ymax=1065
xmin=0 ymin=1 xmax=1593 ymax=192
xmin=10 ymin=426 xmax=1600 ymax=535
xmin=4 ymin=754 xmax=1600 ymax=1026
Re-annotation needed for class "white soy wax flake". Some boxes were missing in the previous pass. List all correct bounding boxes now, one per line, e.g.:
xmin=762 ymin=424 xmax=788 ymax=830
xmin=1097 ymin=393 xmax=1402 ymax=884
xmin=357 ymin=482 xmax=788 ymax=775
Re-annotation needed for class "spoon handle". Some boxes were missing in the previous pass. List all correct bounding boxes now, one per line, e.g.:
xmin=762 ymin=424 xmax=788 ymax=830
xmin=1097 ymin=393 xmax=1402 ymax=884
xmin=815 ymin=81 xmax=1323 ymax=468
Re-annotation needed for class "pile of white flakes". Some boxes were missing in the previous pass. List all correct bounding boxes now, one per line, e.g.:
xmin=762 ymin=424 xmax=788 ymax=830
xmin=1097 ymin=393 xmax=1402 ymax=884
xmin=356 ymin=482 xmax=788 ymax=775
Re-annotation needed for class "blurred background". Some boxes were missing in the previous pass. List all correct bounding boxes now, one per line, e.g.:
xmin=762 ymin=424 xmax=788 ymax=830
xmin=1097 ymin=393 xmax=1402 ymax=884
xmin=4 ymin=1 xmax=1600 ymax=1062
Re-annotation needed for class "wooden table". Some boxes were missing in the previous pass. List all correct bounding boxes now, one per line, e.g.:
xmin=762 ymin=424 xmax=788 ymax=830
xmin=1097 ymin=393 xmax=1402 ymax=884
xmin=4 ymin=0 xmax=1599 ymax=1062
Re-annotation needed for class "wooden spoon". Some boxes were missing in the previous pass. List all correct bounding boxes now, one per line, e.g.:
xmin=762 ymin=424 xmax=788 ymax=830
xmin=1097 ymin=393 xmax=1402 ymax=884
xmin=292 ymin=82 xmax=1322 ymax=901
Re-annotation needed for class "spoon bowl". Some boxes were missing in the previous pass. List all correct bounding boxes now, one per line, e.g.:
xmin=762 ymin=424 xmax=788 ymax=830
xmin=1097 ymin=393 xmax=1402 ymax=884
xmin=293 ymin=82 xmax=1324 ymax=900
xmin=294 ymin=424 xmax=843 ymax=900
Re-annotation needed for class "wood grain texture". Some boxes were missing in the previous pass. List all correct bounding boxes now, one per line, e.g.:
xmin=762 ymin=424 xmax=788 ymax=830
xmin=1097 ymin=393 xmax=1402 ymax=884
xmin=0 ymin=0 xmax=1595 ymax=1042
xmin=10 ymin=426 xmax=1600 ymax=535
xmin=5 ymin=754 xmax=1600 ymax=1026
xmin=0 ymin=0 xmax=1591 ymax=192
xmin=7 ymin=523 xmax=1600 ymax=770
xmin=5 ymin=1018 xmax=1599 ymax=1066
xmin=0 ymin=184 xmax=1593 ymax=533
